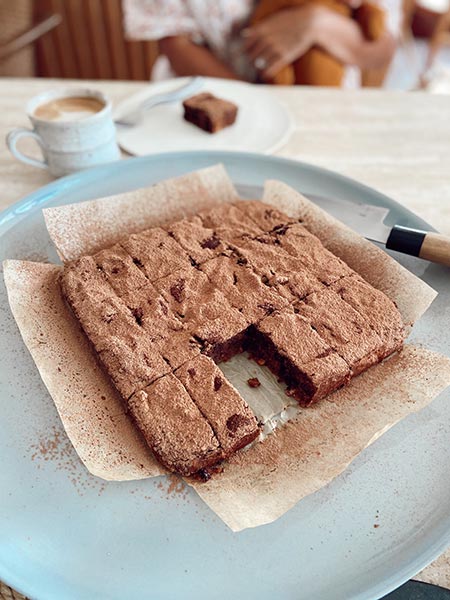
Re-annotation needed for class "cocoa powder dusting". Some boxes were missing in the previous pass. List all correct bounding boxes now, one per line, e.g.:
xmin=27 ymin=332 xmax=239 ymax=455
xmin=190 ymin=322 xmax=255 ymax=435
xmin=170 ymin=279 xmax=185 ymax=303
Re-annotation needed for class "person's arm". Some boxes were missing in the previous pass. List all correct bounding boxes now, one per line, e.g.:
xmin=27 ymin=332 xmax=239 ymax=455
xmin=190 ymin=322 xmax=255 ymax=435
xmin=242 ymin=5 xmax=396 ymax=81
xmin=159 ymin=36 xmax=240 ymax=79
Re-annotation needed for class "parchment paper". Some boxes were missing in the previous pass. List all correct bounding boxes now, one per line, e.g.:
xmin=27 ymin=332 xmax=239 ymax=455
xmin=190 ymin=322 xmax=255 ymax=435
xmin=4 ymin=165 xmax=450 ymax=531
xmin=43 ymin=164 xmax=238 ymax=262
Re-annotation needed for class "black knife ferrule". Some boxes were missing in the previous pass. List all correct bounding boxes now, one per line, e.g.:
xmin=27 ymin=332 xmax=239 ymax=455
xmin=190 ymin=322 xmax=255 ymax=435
xmin=385 ymin=225 xmax=426 ymax=257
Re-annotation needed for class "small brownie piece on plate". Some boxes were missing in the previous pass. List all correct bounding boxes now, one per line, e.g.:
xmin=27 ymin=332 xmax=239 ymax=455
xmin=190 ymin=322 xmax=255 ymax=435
xmin=183 ymin=92 xmax=238 ymax=133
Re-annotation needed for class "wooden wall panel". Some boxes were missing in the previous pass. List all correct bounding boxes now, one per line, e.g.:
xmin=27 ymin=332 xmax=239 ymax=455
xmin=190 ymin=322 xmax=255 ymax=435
xmin=35 ymin=0 xmax=158 ymax=80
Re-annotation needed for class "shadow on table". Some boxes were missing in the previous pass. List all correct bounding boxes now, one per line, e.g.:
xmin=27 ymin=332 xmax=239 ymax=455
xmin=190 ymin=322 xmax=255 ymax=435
xmin=383 ymin=581 xmax=450 ymax=599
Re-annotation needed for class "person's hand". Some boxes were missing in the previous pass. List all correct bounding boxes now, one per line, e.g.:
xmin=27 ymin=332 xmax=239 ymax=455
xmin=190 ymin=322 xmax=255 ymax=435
xmin=242 ymin=6 xmax=322 ymax=81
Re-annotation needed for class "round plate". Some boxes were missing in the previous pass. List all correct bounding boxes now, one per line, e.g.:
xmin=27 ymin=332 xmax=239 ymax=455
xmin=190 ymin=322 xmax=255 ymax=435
xmin=1 ymin=152 xmax=449 ymax=600
xmin=114 ymin=78 xmax=293 ymax=155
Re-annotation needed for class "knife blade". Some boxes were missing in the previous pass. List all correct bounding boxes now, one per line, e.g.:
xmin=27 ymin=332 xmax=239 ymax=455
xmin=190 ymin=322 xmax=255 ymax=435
xmin=307 ymin=193 xmax=450 ymax=267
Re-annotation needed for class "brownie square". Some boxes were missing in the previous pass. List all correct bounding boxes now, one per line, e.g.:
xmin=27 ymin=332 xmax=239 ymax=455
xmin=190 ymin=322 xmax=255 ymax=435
xmin=94 ymin=243 xmax=149 ymax=304
xmin=197 ymin=203 xmax=263 ymax=241
xmin=176 ymin=355 xmax=260 ymax=455
xmin=247 ymin=310 xmax=350 ymax=404
xmin=165 ymin=215 xmax=227 ymax=265
xmin=201 ymin=255 xmax=288 ymax=322
xmin=234 ymin=200 xmax=298 ymax=232
xmin=120 ymin=227 xmax=192 ymax=282
xmin=183 ymin=92 xmax=238 ymax=133
xmin=330 ymin=274 xmax=404 ymax=358
xmin=129 ymin=374 xmax=223 ymax=476
xmin=294 ymin=287 xmax=382 ymax=376
xmin=61 ymin=256 xmax=170 ymax=398
xmin=154 ymin=266 xmax=249 ymax=362
xmin=230 ymin=236 xmax=324 ymax=301
xmin=269 ymin=223 xmax=353 ymax=286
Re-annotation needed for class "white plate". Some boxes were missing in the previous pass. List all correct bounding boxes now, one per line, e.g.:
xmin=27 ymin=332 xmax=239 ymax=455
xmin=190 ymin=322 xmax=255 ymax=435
xmin=114 ymin=78 xmax=293 ymax=155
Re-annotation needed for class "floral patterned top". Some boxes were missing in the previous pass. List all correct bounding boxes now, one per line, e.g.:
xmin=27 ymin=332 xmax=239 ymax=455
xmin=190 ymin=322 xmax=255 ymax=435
xmin=122 ymin=0 xmax=401 ymax=86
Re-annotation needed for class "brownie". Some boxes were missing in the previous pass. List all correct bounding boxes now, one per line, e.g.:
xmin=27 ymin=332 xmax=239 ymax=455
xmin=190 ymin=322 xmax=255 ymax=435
xmin=200 ymin=255 xmax=288 ymax=322
xmin=61 ymin=199 xmax=405 ymax=478
xmin=269 ymin=223 xmax=353 ymax=286
xmin=229 ymin=236 xmax=324 ymax=301
xmin=330 ymin=274 xmax=405 ymax=358
xmin=154 ymin=266 xmax=249 ymax=362
xmin=165 ymin=215 xmax=227 ymax=265
xmin=247 ymin=311 xmax=350 ymax=405
xmin=176 ymin=355 xmax=260 ymax=455
xmin=61 ymin=256 xmax=170 ymax=398
xmin=183 ymin=92 xmax=238 ymax=134
xmin=197 ymin=203 xmax=263 ymax=241
xmin=234 ymin=200 xmax=298 ymax=232
xmin=294 ymin=287 xmax=382 ymax=376
xmin=94 ymin=243 xmax=149 ymax=304
xmin=129 ymin=374 xmax=223 ymax=475
xmin=120 ymin=227 xmax=191 ymax=282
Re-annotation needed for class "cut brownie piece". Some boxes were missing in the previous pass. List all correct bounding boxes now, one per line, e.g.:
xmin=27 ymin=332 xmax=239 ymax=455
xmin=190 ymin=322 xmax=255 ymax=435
xmin=200 ymin=255 xmax=288 ymax=322
xmin=176 ymin=355 xmax=260 ymax=455
xmin=267 ymin=223 xmax=353 ymax=286
xmin=94 ymin=244 xmax=200 ymax=369
xmin=230 ymin=236 xmax=324 ymax=301
xmin=234 ymin=200 xmax=298 ymax=233
xmin=95 ymin=244 xmax=180 ymax=333
xmin=330 ymin=274 xmax=404 ymax=358
xmin=165 ymin=215 xmax=227 ymax=265
xmin=294 ymin=287 xmax=382 ymax=376
xmin=94 ymin=243 xmax=149 ymax=304
xmin=183 ymin=92 xmax=238 ymax=133
xmin=246 ymin=310 xmax=350 ymax=405
xmin=120 ymin=227 xmax=191 ymax=282
xmin=129 ymin=374 xmax=223 ymax=476
xmin=197 ymin=203 xmax=263 ymax=241
xmin=61 ymin=256 xmax=170 ymax=398
xmin=154 ymin=266 xmax=249 ymax=362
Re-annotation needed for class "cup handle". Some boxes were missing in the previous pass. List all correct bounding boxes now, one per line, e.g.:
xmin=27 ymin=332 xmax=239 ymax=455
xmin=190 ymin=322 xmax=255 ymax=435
xmin=6 ymin=128 xmax=48 ymax=170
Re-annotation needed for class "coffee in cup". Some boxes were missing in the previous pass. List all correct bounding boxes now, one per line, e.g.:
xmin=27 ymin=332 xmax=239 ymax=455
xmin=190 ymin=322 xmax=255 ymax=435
xmin=34 ymin=96 xmax=105 ymax=122
xmin=6 ymin=88 xmax=120 ymax=177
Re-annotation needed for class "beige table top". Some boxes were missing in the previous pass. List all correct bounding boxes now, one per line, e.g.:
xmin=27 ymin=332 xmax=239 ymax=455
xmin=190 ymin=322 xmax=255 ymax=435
xmin=0 ymin=77 xmax=449 ymax=599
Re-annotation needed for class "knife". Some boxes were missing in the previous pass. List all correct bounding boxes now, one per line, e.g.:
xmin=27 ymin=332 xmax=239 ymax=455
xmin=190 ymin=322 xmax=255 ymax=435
xmin=308 ymin=193 xmax=450 ymax=267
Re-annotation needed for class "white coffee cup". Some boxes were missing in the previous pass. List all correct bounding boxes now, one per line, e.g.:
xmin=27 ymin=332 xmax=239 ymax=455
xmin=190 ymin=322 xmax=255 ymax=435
xmin=6 ymin=88 xmax=120 ymax=177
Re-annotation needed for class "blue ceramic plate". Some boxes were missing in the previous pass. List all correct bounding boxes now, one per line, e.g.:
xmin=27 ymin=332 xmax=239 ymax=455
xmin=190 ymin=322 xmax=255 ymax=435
xmin=1 ymin=152 xmax=449 ymax=600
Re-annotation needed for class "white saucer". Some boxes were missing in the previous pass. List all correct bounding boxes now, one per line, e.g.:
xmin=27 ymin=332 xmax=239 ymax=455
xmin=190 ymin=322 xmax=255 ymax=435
xmin=114 ymin=77 xmax=293 ymax=156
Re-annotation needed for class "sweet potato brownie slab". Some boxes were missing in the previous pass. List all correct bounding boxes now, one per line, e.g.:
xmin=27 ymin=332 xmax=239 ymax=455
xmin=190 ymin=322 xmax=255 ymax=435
xmin=61 ymin=199 xmax=405 ymax=477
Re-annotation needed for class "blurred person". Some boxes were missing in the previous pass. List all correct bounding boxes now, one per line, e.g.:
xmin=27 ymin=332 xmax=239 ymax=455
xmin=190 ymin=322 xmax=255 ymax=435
xmin=123 ymin=0 xmax=401 ymax=87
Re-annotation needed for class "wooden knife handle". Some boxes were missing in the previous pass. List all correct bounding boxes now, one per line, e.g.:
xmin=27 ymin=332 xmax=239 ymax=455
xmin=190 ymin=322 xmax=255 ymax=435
xmin=386 ymin=226 xmax=450 ymax=267
xmin=419 ymin=233 xmax=450 ymax=266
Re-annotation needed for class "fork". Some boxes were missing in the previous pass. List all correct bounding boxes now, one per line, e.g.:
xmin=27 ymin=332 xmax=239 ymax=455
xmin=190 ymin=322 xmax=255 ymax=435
xmin=114 ymin=77 xmax=205 ymax=127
